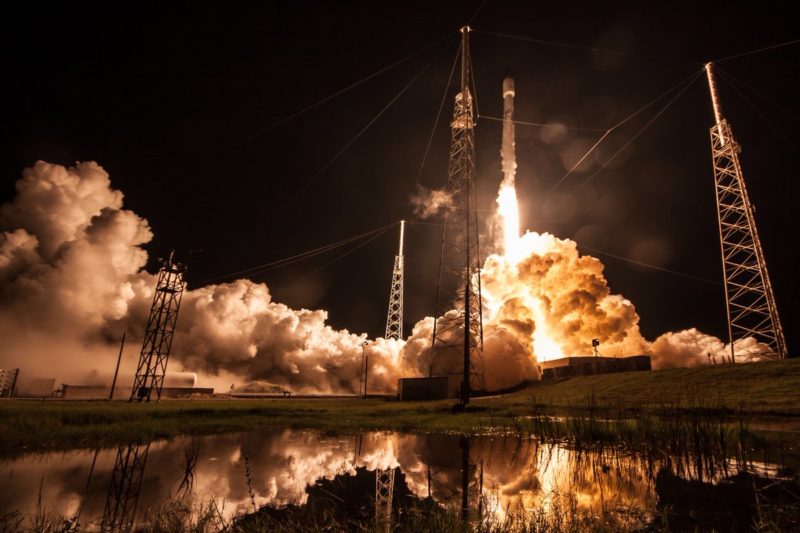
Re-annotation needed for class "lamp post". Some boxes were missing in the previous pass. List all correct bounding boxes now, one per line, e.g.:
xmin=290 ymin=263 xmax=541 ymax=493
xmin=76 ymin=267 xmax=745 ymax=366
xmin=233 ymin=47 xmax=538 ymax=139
xmin=361 ymin=341 xmax=369 ymax=399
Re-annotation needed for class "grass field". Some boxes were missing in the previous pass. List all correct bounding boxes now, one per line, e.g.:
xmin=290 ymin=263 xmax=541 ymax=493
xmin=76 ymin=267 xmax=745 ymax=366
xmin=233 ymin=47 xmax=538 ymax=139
xmin=1 ymin=358 xmax=798 ymax=457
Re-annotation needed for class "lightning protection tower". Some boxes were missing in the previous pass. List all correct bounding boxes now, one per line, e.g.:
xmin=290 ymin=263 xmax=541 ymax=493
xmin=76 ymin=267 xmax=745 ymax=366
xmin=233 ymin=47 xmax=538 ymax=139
xmin=385 ymin=221 xmax=405 ymax=340
xmin=705 ymin=62 xmax=787 ymax=360
xmin=378 ymin=215 xmax=401 ymax=533
xmin=431 ymin=26 xmax=484 ymax=406
xmin=130 ymin=251 xmax=187 ymax=401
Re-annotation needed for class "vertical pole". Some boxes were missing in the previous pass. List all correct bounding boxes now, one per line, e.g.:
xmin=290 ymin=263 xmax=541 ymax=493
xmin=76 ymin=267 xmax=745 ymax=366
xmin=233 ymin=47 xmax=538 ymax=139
xmin=360 ymin=341 xmax=368 ymax=398
xmin=705 ymin=64 xmax=724 ymax=124
xmin=427 ymin=465 xmax=431 ymax=498
xmin=460 ymin=27 xmax=469 ymax=106
xmin=9 ymin=369 xmax=19 ymax=398
xmin=461 ymin=25 xmax=471 ymax=409
xmin=398 ymin=219 xmax=405 ymax=256
xmin=359 ymin=348 xmax=365 ymax=397
xmin=87 ymin=448 xmax=100 ymax=489
xmin=460 ymin=436 xmax=470 ymax=523
xmin=110 ymin=333 xmax=126 ymax=400
xmin=463 ymin=280 xmax=470 ymax=407
xmin=363 ymin=354 xmax=369 ymax=399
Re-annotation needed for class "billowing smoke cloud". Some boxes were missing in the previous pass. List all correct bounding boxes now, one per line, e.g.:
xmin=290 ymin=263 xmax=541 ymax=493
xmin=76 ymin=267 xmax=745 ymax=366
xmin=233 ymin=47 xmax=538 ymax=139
xmin=483 ymin=232 xmax=649 ymax=360
xmin=409 ymin=184 xmax=452 ymax=220
xmin=398 ymin=314 xmax=541 ymax=391
xmin=650 ymin=328 xmax=769 ymax=368
xmin=0 ymin=162 xmax=156 ymax=389
xmin=0 ymin=161 xmax=405 ymax=393
xmin=0 ymin=161 xmax=770 ymax=396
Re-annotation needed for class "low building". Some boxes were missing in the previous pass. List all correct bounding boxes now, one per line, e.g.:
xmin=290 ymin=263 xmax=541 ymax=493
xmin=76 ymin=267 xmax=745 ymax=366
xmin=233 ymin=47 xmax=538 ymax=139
xmin=14 ymin=378 xmax=56 ymax=398
xmin=398 ymin=376 xmax=452 ymax=401
xmin=61 ymin=385 xmax=214 ymax=399
xmin=540 ymin=355 xmax=651 ymax=379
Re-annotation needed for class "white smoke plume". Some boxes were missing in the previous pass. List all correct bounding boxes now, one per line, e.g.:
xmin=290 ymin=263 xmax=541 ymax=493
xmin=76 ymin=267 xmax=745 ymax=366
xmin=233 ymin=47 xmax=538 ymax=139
xmin=0 ymin=161 xmax=406 ymax=393
xmin=409 ymin=184 xmax=452 ymax=220
xmin=0 ymin=161 xmax=771 ymax=396
xmin=650 ymin=328 xmax=770 ymax=368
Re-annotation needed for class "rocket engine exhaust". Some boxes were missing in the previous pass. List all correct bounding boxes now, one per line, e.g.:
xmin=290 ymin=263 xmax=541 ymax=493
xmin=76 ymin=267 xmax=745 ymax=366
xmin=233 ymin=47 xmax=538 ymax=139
xmin=497 ymin=77 xmax=520 ymax=255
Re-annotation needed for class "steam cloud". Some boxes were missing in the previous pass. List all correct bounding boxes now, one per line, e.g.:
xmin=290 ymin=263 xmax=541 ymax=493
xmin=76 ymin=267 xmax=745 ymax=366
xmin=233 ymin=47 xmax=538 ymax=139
xmin=409 ymin=184 xmax=452 ymax=220
xmin=0 ymin=161 xmax=404 ymax=393
xmin=0 ymin=161 xmax=770 ymax=395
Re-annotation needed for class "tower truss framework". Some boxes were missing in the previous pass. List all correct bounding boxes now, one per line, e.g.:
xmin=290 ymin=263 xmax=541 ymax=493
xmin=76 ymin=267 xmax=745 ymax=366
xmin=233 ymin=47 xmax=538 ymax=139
xmin=130 ymin=252 xmax=187 ymax=401
xmin=431 ymin=26 xmax=484 ymax=405
xmin=705 ymin=63 xmax=787 ymax=360
xmin=375 ymin=467 xmax=395 ymax=530
xmin=101 ymin=444 xmax=150 ymax=533
xmin=385 ymin=221 xmax=404 ymax=340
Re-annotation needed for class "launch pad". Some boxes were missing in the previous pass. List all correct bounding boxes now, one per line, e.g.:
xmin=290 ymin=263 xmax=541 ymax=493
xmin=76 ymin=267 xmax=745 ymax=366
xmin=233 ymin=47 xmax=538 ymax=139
xmin=540 ymin=355 xmax=651 ymax=380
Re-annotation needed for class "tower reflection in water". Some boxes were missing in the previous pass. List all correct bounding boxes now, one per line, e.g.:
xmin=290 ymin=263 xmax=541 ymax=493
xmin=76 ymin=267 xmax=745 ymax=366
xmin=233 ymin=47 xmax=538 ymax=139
xmin=100 ymin=444 xmax=150 ymax=532
xmin=1 ymin=429 xmax=794 ymax=531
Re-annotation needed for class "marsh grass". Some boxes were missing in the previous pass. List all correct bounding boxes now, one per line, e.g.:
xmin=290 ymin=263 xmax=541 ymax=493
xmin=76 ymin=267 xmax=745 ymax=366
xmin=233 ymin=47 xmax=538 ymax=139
xmin=2 ymin=359 xmax=798 ymax=458
xmin=0 ymin=485 xmax=680 ymax=533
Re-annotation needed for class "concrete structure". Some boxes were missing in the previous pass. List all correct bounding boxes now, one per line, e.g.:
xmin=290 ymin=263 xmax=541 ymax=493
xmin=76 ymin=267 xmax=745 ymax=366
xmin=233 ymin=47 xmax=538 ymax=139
xmin=61 ymin=385 xmax=213 ymax=399
xmin=540 ymin=355 xmax=651 ymax=380
xmin=23 ymin=378 xmax=56 ymax=397
xmin=398 ymin=376 xmax=451 ymax=401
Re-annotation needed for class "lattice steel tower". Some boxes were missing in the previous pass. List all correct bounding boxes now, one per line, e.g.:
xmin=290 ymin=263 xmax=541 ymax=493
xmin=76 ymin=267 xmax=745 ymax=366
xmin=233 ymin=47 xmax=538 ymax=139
xmin=431 ymin=26 xmax=484 ymax=405
xmin=378 ymin=221 xmax=400 ymax=532
xmin=705 ymin=62 xmax=787 ymax=360
xmin=385 ymin=220 xmax=405 ymax=340
xmin=101 ymin=444 xmax=150 ymax=532
xmin=130 ymin=251 xmax=187 ymax=401
xmin=375 ymin=467 xmax=395 ymax=531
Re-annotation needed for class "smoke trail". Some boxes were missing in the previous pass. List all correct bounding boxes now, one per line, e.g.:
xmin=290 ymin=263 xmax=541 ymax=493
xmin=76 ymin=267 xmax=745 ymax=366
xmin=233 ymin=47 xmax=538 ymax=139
xmin=493 ymin=77 xmax=520 ymax=254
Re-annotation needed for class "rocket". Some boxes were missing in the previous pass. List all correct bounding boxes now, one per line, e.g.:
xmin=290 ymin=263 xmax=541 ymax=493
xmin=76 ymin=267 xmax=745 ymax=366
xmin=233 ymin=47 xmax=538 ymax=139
xmin=501 ymin=77 xmax=517 ymax=183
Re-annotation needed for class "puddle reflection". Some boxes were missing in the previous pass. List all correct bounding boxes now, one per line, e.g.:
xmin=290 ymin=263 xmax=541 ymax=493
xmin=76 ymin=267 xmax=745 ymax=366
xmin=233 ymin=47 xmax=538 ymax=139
xmin=1 ymin=429 xmax=796 ymax=531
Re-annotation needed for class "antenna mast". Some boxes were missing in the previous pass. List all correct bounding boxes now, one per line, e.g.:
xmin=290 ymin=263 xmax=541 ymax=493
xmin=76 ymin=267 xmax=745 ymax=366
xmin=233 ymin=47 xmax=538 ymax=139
xmin=430 ymin=26 xmax=484 ymax=406
xmin=705 ymin=62 xmax=787 ymax=361
xmin=385 ymin=221 xmax=404 ymax=340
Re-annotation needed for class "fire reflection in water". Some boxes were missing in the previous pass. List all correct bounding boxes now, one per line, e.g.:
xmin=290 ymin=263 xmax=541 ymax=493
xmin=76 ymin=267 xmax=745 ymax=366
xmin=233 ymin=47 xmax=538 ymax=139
xmin=0 ymin=429 xmax=793 ymax=530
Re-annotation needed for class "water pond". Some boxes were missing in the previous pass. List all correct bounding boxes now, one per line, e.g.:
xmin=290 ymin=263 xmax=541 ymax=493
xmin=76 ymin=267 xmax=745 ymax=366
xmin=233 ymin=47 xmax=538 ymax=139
xmin=1 ymin=428 xmax=798 ymax=531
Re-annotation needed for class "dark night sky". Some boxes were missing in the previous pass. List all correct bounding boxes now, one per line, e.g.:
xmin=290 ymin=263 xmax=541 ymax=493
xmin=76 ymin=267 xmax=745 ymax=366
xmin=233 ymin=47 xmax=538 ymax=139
xmin=2 ymin=1 xmax=798 ymax=354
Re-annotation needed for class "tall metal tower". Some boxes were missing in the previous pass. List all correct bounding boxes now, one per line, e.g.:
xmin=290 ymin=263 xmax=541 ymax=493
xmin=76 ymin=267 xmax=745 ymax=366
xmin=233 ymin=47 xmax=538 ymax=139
xmin=378 ymin=215 xmax=400 ymax=533
xmin=431 ymin=26 xmax=484 ymax=405
xmin=705 ymin=62 xmax=787 ymax=360
xmin=130 ymin=251 xmax=187 ymax=401
xmin=385 ymin=220 xmax=405 ymax=340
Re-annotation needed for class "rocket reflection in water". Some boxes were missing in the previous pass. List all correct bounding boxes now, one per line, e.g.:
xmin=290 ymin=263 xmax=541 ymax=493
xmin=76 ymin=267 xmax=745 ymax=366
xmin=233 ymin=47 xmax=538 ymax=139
xmin=1 ymin=429 xmax=792 ymax=530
